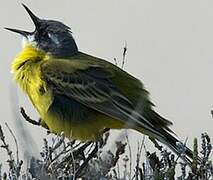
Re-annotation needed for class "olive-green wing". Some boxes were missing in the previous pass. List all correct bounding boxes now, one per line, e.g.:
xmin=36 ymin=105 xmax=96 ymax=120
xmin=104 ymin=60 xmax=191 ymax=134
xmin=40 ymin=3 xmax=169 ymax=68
xmin=41 ymin=58 xmax=162 ymax=137
xmin=75 ymin=53 xmax=173 ymax=131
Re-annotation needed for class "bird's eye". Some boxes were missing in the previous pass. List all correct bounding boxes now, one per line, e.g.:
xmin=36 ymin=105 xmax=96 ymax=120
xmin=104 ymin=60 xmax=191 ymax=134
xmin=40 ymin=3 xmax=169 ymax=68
xmin=47 ymin=33 xmax=60 ymax=45
xmin=47 ymin=33 xmax=52 ymax=39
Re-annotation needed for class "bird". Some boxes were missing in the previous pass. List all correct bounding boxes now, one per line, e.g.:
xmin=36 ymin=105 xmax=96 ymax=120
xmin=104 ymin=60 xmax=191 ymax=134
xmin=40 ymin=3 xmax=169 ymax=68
xmin=6 ymin=4 xmax=194 ymax=161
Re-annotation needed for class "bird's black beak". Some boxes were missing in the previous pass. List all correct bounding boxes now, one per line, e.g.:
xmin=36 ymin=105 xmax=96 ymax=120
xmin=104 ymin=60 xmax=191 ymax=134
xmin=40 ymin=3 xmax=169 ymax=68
xmin=4 ymin=4 xmax=40 ymax=37
xmin=22 ymin=4 xmax=41 ymax=29
xmin=4 ymin=28 xmax=31 ymax=37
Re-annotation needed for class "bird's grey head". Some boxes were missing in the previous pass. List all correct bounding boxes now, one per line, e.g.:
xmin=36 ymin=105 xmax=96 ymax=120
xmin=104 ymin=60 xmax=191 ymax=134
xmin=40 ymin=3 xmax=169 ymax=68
xmin=5 ymin=4 xmax=78 ymax=58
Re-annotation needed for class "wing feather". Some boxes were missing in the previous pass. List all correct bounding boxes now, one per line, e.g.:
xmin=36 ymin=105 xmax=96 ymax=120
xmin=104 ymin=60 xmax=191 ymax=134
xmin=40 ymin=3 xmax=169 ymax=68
xmin=41 ymin=59 xmax=163 ymax=137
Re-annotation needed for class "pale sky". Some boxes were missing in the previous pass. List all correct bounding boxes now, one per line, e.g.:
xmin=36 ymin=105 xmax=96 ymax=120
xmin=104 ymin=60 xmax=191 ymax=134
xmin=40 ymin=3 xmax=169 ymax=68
xmin=0 ymin=0 xmax=213 ymax=167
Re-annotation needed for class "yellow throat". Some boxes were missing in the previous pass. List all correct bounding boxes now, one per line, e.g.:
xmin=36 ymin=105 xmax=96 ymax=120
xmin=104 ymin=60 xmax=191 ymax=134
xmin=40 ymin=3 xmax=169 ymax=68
xmin=12 ymin=45 xmax=47 ymax=91
xmin=11 ymin=45 xmax=53 ymax=116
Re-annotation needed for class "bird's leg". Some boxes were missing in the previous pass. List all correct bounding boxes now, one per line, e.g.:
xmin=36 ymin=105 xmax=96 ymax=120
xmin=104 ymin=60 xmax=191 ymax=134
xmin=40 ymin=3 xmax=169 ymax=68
xmin=20 ymin=107 xmax=50 ymax=131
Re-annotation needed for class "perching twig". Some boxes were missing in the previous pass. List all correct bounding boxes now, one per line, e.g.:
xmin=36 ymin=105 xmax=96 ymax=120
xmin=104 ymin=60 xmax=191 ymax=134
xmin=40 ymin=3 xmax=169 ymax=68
xmin=20 ymin=107 xmax=49 ymax=131
xmin=125 ymin=131 xmax=132 ymax=179
xmin=113 ymin=141 xmax=126 ymax=167
xmin=113 ymin=41 xmax=127 ymax=69
xmin=114 ymin=58 xmax=118 ymax=66
xmin=20 ymin=107 xmax=41 ymax=126
xmin=0 ymin=125 xmax=23 ymax=179
xmin=211 ymin=110 xmax=213 ymax=118
xmin=122 ymin=41 xmax=127 ymax=69
xmin=0 ymin=125 xmax=14 ymax=170
xmin=175 ymin=137 xmax=188 ymax=163
xmin=5 ymin=123 xmax=19 ymax=164
xmin=75 ymin=142 xmax=98 ymax=178
xmin=135 ymin=136 xmax=145 ymax=180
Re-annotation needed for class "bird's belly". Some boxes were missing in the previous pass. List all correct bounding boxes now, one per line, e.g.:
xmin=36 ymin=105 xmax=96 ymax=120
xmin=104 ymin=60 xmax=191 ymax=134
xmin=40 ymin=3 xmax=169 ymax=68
xmin=43 ymin=112 xmax=107 ymax=141
xmin=43 ymin=110 xmax=125 ymax=141
xmin=41 ymin=95 xmax=125 ymax=141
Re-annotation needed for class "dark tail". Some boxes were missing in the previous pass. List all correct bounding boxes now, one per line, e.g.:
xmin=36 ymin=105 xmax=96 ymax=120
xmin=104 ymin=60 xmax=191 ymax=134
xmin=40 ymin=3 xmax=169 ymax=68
xmin=142 ymin=109 xmax=198 ymax=163
xmin=159 ymin=129 xmax=195 ymax=163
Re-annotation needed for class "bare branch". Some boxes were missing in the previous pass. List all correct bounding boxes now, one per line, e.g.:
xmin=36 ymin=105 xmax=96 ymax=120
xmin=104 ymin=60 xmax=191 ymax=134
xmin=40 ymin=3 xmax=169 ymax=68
xmin=5 ymin=123 xmax=19 ymax=164
xmin=122 ymin=40 xmax=127 ymax=69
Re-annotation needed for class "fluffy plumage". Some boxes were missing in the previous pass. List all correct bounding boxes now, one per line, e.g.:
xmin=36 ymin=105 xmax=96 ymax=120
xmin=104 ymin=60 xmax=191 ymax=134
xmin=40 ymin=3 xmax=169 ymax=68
xmin=8 ymin=4 xmax=194 ymax=162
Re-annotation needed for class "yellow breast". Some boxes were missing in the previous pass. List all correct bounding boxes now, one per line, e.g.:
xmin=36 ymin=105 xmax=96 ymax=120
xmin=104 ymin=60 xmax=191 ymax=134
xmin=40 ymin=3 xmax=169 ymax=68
xmin=11 ymin=45 xmax=53 ymax=116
